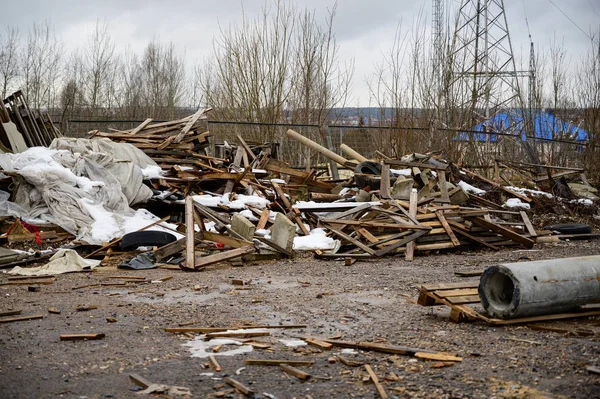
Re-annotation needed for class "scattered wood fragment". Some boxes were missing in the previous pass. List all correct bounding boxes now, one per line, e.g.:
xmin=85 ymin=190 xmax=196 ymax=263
xmin=364 ymin=364 xmax=389 ymax=399
xmin=60 ymin=333 xmax=105 ymax=341
xmin=209 ymin=355 xmax=222 ymax=371
xmin=280 ymin=364 xmax=310 ymax=380
xmin=244 ymin=359 xmax=314 ymax=366
xmin=0 ymin=314 xmax=44 ymax=323
xmin=223 ymin=377 xmax=254 ymax=396
xmin=206 ymin=331 xmax=270 ymax=339
xmin=0 ymin=310 xmax=21 ymax=317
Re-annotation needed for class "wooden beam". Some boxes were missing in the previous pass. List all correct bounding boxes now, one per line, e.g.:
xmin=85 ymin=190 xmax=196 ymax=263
xmin=364 ymin=365 xmax=389 ymax=399
xmin=405 ymin=189 xmax=418 ymax=261
xmin=173 ymin=108 xmax=210 ymax=143
xmin=460 ymin=167 xmax=532 ymax=202
xmin=469 ymin=217 xmax=535 ymax=249
xmin=435 ymin=211 xmax=460 ymax=246
xmin=186 ymin=246 xmax=255 ymax=270
xmin=185 ymin=196 xmax=195 ymax=269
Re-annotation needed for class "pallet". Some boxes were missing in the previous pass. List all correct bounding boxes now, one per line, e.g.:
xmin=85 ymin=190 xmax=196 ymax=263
xmin=417 ymin=282 xmax=600 ymax=325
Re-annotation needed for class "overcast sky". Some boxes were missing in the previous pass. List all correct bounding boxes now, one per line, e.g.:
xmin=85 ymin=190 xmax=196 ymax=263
xmin=1 ymin=0 xmax=598 ymax=106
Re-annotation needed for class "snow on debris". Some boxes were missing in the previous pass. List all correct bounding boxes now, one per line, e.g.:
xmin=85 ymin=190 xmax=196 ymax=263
xmin=293 ymin=228 xmax=339 ymax=251
xmin=503 ymin=198 xmax=531 ymax=209
xmin=458 ymin=181 xmax=486 ymax=195
xmin=506 ymin=186 xmax=552 ymax=198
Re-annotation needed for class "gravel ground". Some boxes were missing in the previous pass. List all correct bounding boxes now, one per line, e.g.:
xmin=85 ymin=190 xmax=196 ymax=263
xmin=1 ymin=239 xmax=599 ymax=399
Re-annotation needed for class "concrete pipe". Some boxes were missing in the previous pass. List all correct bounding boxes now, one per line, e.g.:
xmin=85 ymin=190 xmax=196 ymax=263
xmin=478 ymin=255 xmax=600 ymax=319
xmin=286 ymin=129 xmax=355 ymax=168
xmin=339 ymin=144 xmax=368 ymax=163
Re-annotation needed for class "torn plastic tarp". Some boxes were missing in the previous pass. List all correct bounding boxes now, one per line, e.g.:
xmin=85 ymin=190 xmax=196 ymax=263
xmin=8 ymin=249 xmax=100 ymax=276
xmin=119 ymin=252 xmax=157 ymax=270
xmin=0 ymin=139 xmax=168 ymax=244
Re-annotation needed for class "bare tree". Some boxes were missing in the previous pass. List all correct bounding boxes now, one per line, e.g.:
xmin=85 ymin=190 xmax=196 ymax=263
xmin=21 ymin=21 xmax=62 ymax=109
xmin=0 ymin=26 xmax=20 ymax=99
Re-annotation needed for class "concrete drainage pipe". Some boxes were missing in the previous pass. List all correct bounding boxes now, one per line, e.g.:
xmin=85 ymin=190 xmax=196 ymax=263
xmin=478 ymin=255 xmax=600 ymax=319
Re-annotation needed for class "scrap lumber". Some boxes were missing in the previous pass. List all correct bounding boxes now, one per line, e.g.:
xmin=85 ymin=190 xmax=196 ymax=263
xmin=280 ymin=364 xmax=311 ymax=380
xmin=223 ymin=377 xmax=254 ymax=396
xmin=185 ymin=196 xmax=195 ymax=269
xmin=0 ymin=314 xmax=44 ymax=323
xmin=323 ymin=339 xmax=437 ymax=356
xmin=460 ymin=167 xmax=532 ymax=202
xmin=244 ymin=359 xmax=314 ymax=366
xmin=60 ymin=333 xmax=105 ymax=341
xmin=364 ymin=365 xmax=389 ymax=399
xmin=405 ymin=189 xmax=418 ymax=261
xmin=183 ymin=246 xmax=255 ymax=270
xmin=468 ymin=217 xmax=535 ymax=248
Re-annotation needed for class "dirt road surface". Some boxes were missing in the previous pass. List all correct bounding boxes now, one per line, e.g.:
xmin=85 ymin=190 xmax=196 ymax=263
xmin=1 ymin=240 xmax=599 ymax=398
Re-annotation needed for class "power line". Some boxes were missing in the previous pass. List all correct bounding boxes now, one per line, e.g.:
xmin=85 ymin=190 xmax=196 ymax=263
xmin=547 ymin=0 xmax=595 ymax=43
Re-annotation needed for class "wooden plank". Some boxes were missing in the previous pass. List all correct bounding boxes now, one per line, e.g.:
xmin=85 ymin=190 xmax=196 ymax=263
xmin=237 ymin=134 xmax=257 ymax=161
xmin=379 ymin=164 xmax=391 ymax=199
xmin=185 ymin=196 xmax=195 ymax=269
xmin=280 ymin=364 xmax=310 ymax=380
xmin=223 ymin=377 xmax=254 ymax=396
xmin=60 ymin=333 xmax=105 ymax=341
xmin=469 ymin=217 xmax=535 ymax=249
xmin=128 ymin=118 xmax=153 ymax=135
xmin=323 ymin=224 xmax=376 ymax=255
xmin=434 ymin=288 xmax=478 ymax=298
xmin=447 ymin=220 xmax=500 ymax=250
xmin=272 ymin=181 xmax=309 ymax=236
xmin=165 ymin=327 xmax=228 ymax=333
xmin=186 ymin=246 xmax=255 ymax=270
xmin=207 ymin=330 xmax=269 ymax=339
xmin=414 ymin=352 xmax=462 ymax=362
xmin=323 ymin=219 xmax=430 ymax=230
xmin=437 ymin=171 xmax=450 ymax=203
xmin=421 ymin=281 xmax=479 ymax=291
xmin=0 ymin=310 xmax=22 ymax=317
xmin=129 ymin=374 xmax=152 ymax=389
xmin=208 ymin=355 xmax=222 ymax=371
xmin=405 ymin=189 xmax=418 ymax=261
xmin=487 ymin=309 xmax=600 ymax=326
xmin=329 ymin=203 xmax=373 ymax=220
xmin=323 ymin=340 xmax=436 ymax=356
xmin=374 ymin=230 xmax=428 ymax=257
xmin=153 ymin=232 xmax=203 ymax=262
xmin=364 ymin=365 xmax=389 ymax=399
xmin=520 ymin=211 xmax=537 ymax=237
xmin=173 ymin=108 xmax=209 ymax=143
xmin=255 ymin=237 xmax=292 ymax=257
xmin=445 ymin=295 xmax=481 ymax=305
xmin=244 ymin=359 xmax=314 ymax=366
xmin=435 ymin=211 xmax=460 ymax=246
xmin=0 ymin=314 xmax=43 ymax=323
xmin=305 ymin=337 xmax=333 ymax=350
xmin=255 ymin=208 xmax=270 ymax=230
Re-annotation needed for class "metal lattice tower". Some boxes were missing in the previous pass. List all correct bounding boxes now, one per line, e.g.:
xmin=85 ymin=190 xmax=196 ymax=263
xmin=448 ymin=0 xmax=528 ymax=128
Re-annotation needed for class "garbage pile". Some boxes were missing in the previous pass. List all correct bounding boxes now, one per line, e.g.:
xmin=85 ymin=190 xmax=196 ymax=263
xmin=0 ymin=109 xmax=598 ymax=272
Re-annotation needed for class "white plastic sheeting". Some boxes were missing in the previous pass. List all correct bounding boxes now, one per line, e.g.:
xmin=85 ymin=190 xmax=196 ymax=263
xmin=0 ymin=138 xmax=168 ymax=244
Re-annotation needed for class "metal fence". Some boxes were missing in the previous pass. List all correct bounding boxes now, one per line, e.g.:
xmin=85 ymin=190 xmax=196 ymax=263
xmin=64 ymin=118 xmax=588 ymax=173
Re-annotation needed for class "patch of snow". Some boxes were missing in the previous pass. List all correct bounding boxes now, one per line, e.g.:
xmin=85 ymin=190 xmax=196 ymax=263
xmin=252 ymin=169 xmax=267 ymax=174
xmin=570 ymin=198 xmax=594 ymax=206
xmin=237 ymin=209 xmax=259 ymax=221
xmin=192 ymin=194 xmax=223 ymax=207
xmin=341 ymin=349 xmax=357 ymax=354
xmin=177 ymin=166 xmax=194 ymax=171
xmin=506 ymin=186 xmax=552 ymax=198
xmin=183 ymin=337 xmax=253 ymax=358
xmin=503 ymin=198 xmax=531 ymax=209
xmin=230 ymin=194 xmax=270 ymax=209
xmin=255 ymin=229 xmax=270 ymax=236
xmin=141 ymin=165 xmax=163 ymax=179
xmin=458 ymin=181 xmax=486 ymax=195
xmin=390 ymin=168 xmax=412 ymax=176
xmin=270 ymin=178 xmax=287 ymax=184
xmin=294 ymin=228 xmax=338 ymax=251
xmin=279 ymin=339 xmax=307 ymax=348
xmin=80 ymin=199 xmax=121 ymax=243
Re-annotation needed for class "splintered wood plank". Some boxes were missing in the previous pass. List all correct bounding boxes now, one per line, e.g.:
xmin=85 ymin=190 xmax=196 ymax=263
xmin=237 ymin=134 xmax=257 ymax=161
xmin=60 ymin=333 xmax=105 ymax=341
xmin=244 ymin=359 xmax=314 ymax=366
xmin=224 ymin=377 xmax=254 ymax=396
xmin=128 ymin=118 xmax=153 ymax=135
xmin=355 ymin=227 xmax=380 ymax=244
xmin=185 ymin=196 xmax=195 ymax=269
xmin=280 ymin=364 xmax=311 ymax=380
xmin=272 ymin=181 xmax=309 ymax=236
xmin=435 ymin=211 xmax=460 ymax=246
xmin=433 ymin=288 xmax=479 ymax=298
xmin=374 ymin=230 xmax=428 ymax=257
xmin=173 ymin=108 xmax=210 ymax=143
xmin=0 ymin=314 xmax=43 ymax=323
xmin=487 ymin=309 xmax=600 ymax=326
xmin=305 ymin=337 xmax=333 ymax=350
xmin=437 ymin=171 xmax=450 ymax=203
xmin=520 ymin=211 xmax=537 ymax=237
xmin=207 ymin=330 xmax=269 ymax=338
xmin=189 ymin=246 xmax=255 ymax=270
xmin=420 ymin=281 xmax=479 ymax=291
xmin=447 ymin=220 xmax=500 ymax=250
xmin=414 ymin=352 xmax=462 ymax=362
xmin=469 ymin=217 xmax=535 ymax=248
xmin=405 ymin=189 xmax=418 ymax=261
xmin=379 ymin=164 xmax=391 ymax=199
xmin=445 ymin=295 xmax=481 ymax=305
xmin=324 ymin=224 xmax=376 ymax=255
xmin=364 ymin=364 xmax=389 ymax=399
xmin=255 ymin=208 xmax=270 ymax=230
